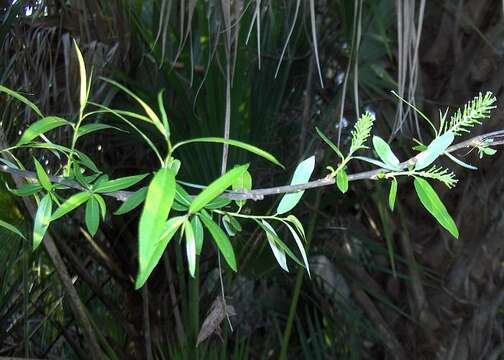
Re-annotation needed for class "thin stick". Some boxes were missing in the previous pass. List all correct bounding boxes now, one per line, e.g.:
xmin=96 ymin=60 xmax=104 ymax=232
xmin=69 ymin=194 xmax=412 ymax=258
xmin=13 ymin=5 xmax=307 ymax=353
xmin=2 ymin=130 xmax=503 ymax=202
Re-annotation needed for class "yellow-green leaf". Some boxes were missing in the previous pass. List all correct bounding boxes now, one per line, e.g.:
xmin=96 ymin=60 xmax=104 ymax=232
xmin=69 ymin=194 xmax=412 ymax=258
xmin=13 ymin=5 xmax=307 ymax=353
xmin=276 ymin=156 xmax=315 ymax=214
xmin=372 ymin=136 xmax=400 ymax=167
xmin=137 ymin=168 xmax=176 ymax=285
xmin=192 ymin=215 xmax=204 ymax=255
xmin=74 ymin=39 xmax=87 ymax=114
xmin=184 ymin=219 xmax=196 ymax=277
xmin=94 ymin=174 xmax=148 ymax=193
xmin=414 ymin=177 xmax=458 ymax=238
xmin=389 ymin=177 xmax=398 ymax=211
xmin=85 ymin=197 xmax=100 ymax=237
xmin=0 ymin=85 xmax=43 ymax=117
xmin=114 ymin=187 xmax=148 ymax=215
xmin=189 ymin=165 xmax=249 ymax=214
xmin=51 ymin=192 xmax=91 ymax=221
xmin=173 ymin=138 xmax=283 ymax=168
xmin=200 ymin=211 xmax=237 ymax=271
xmin=135 ymin=216 xmax=184 ymax=289
xmin=33 ymin=157 xmax=52 ymax=191
xmin=336 ymin=169 xmax=348 ymax=193
xmin=0 ymin=219 xmax=25 ymax=239
xmin=33 ymin=194 xmax=52 ymax=249
xmin=17 ymin=116 xmax=70 ymax=146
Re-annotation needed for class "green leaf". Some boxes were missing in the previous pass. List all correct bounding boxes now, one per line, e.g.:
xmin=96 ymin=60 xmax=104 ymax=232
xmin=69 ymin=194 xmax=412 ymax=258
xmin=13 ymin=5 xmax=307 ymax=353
xmin=222 ymin=215 xmax=237 ymax=237
xmin=76 ymin=124 xmax=125 ymax=138
xmin=102 ymin=78 xmax=165 ymax=134
xmin=0 ymin=219 xmax=25 ymax=239
xmin=184 ymin=219 xmax=197 ymax=277
xmin=200 ymin=211 xmax=237 ymax=271
xmin=7 ymin=183 xmax=42 ymax=197
xmin=336 ymin=169 xmax=349 ymax=193
xmin=232 ymin=169 xmax=252 ymax=207
xmin=135 ymin=216 xmax=184 ymax=289
xmin=389 ymin=177 xmax=397 ymax=211
xmin=445 ymin=152 xmax=477 ymax=170
xmin=85 ymin=197 xmax=100 ymax=237
xmin=482 ymin=147 xmax=497 ymax=156
xmin=114 ymin=187 xmax=148 ymax=215
xmin=17 ymin=116 xmax=70 ymax=146
xmin=372 ymin=136 xmax=400 ymax=167
xmin=138 ymin=168 xmax=176 ymax=285
xmin=74 ymin=40 xmax=87 ymax=113
xmin=173 ymin=138 xmax=284 ymax=168
xmin=222 ymin=214 xmax=242 ymax=237
xmin=286 ymin=215 xmax=306 ymax=240
xmin=413 ymin=177 xmax=459 ymax=238
xmin=157 ymin=90 xmax=170 ymax=136
xmin=283 ymin=221 xmax=310 ymax=277
xmin=94 ymin=174 xmax=148 ymax=193
xmin=189 ymin=165 xmax=249 ymax=214
xmin=94 ymin=194 xmax=107 ymax=220
xmin=75 ymin=151 xmax=101 ymax=173
xmin=33 ymin=157 xmax=51 ymax=191
xmin=415 ymin=131 xmax=454 ymax=170
xmin=354 ymin=156 xmax=400 ymax=171
xmin=0 ymin=84 xmax=43 ymax=117
xmin=33 ymin=194 xmax=52 ymax=249
xmin=261 ymin=220 xmax=288 ymax=272
xmin=191 ymin=215 xmax=204 ymax=255
xmin=315 ymin=127 xmax=344 ymax=160
xmin=276 ymin=156 xmax=315 ymax=214
xmin=205 ymin=196 xmax=232 ymax=210
xmin=255 ymin=219 xmax=305 ymax=269
xmin=51 ymin=192 xmax=91 ymax=221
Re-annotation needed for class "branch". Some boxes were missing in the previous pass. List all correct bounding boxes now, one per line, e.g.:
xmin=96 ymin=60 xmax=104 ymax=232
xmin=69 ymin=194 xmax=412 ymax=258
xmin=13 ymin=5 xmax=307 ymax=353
xmin=2 ymin=130 xmax=504 ymax=203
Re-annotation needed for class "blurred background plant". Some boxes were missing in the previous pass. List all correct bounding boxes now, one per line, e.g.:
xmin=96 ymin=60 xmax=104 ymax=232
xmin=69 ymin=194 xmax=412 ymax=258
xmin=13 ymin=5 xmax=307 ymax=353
xmin=2 ymin=0 xmax=504 ymax=359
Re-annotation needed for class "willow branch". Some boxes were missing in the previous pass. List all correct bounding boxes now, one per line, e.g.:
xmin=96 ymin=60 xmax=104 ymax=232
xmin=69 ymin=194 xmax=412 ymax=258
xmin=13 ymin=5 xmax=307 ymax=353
xmin=1 ymin=130 xmax=504 ymax=203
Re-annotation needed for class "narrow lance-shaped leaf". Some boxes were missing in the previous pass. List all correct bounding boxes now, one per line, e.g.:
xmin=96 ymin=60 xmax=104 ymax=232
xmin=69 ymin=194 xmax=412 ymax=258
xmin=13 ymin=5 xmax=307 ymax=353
xmin=276 ymin=156 xmax=315 ymax=214
xmin=94 ymin=174 xmax=148 ymax=193
xmin=33 ymin=194 xmax=52 ymax=249
xmin=114 ymin=187 xmax=147 ymax=215
xmin=192 ymin=215 xmax=204 ymax=255
xmin=261 ymin=220 xmax=288 ymax=272
xmin=7 ymin=183 xmax=42 ymax=197
xmin=135 ymin=216 xmax=185 ymax=289
xmin=282 ymin=221 xmax=310 ymax=277
xmin=17 ymin=116 xmax=70 ymax=146
xmin=415 ymin=131 xmax=454 ymax=170
xmin=0 ymin=84 xmax=43 ymax=117
xmin=137 ymin=168 xmax=176 ymax=288
xmin=33 ymin=157 xmax=52 ymax=191
xmin=413 ymin=177 xmax=459 ymax=239
xmin=200 ymin=211 xmax=237 ymax=271
xmin=372 ymin=136 xmax=400 ymax=168
xmin=85 ymin=197 xmax=100 ymax=237
xmin=189 ymin=165 xmax=249 ymax=214
xmin=389 ymin=177 xmax=398 ymax=211
xmin=51 ymin=192 xmax=91 ymax=221
xmin=76 ymin=124 xmax=125 ymax=138
xmin=74 ymin=39 xmax=87 ymax=114
xmin=94 ymin=194 xmax=107 ymax=220
xmin=315 ymin=127 xmax=344 ymax=160
xmin=336 ymin=169 xmax=349 ymax=193
xmin=102 ymin=78 xmax=165 ymax=134
xmin=231 ymin=169 xmax=252 ymax=208
xmin=184 ymin=220 xmax=197 ymax=277
xmin=173 ymin=138 xmax=284 ymax=168
xmin=286 ymin=215 xmax=306 ymax=240
xmin=0 ymin=219 xmax=25 ymax=239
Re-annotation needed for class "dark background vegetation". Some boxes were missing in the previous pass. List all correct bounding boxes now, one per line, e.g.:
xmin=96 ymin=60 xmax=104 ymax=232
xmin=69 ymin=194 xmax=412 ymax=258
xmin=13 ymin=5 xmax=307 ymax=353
xmin=2 ymin=0 xmax=504 ymax=359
